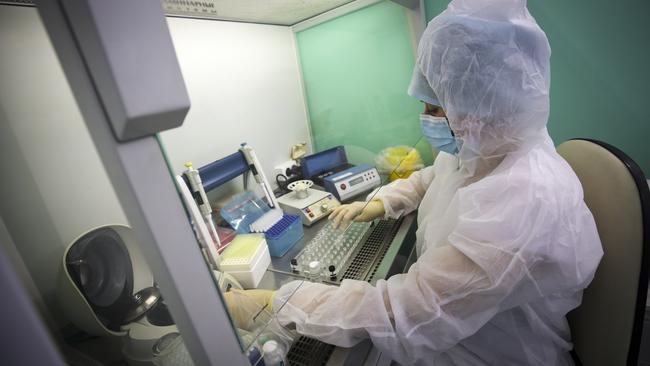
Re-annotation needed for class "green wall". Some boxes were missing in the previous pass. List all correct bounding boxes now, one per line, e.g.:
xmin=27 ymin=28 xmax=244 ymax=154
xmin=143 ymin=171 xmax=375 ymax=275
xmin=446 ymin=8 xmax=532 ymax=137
xmin=424 ymin=0 xmax=650 ymax=175
xmin=296 ymin=1 xmax=434 ymax=165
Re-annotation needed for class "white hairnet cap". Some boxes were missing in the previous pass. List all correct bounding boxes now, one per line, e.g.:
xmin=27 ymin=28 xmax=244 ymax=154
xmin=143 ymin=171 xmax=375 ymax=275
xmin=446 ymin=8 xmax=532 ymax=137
xmin=410 ymin=0 xmax=551 ymax=174
xmin=407 ymin=66 xmax=440 ymax=106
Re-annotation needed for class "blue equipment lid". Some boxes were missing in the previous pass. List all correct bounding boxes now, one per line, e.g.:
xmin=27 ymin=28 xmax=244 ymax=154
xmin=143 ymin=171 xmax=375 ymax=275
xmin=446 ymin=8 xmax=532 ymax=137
xmin=301 ymin=146 xmax=348 ymax=179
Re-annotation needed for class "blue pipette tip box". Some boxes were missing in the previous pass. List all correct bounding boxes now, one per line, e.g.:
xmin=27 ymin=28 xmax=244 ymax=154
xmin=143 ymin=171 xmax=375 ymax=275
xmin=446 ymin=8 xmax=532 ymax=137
xmin=265 ymin=214 xmax=303 ymax=257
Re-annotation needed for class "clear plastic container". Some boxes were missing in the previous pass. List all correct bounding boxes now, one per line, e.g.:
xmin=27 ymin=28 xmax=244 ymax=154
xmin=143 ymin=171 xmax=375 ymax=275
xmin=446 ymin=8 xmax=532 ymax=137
xmin=152 ymin=333 xmax=193 ymax=366
xmin=264 ymin=214 xmax=303 ymax=257
xmin=262 ymin=340 xmax=287 ymax=366
xmin=375 ymin=145 xmax=424 ymax=181
xmin=221 ymin=191 xmax=269 ymax=234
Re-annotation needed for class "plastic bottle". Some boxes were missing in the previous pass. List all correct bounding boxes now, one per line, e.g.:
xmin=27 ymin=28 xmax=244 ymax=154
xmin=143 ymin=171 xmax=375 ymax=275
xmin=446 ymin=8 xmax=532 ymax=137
xmin=246 ymin=345 xmax=265 ymax=366
xmin=262 ymin=340 xmax=286 ymax=366
xmin=306 ymin=260 xmax=322 ymax=282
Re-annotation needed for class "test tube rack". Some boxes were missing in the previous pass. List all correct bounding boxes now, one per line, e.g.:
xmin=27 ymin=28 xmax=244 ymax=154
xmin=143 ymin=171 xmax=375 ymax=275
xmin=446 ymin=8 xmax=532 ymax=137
xmin=291 ymin=221 xmax=372 ymax=281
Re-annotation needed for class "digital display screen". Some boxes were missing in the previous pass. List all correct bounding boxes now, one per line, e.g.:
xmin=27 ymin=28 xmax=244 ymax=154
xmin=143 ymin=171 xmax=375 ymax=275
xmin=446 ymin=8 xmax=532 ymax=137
xmin=349 ymin=176 xmax=364 ymax=186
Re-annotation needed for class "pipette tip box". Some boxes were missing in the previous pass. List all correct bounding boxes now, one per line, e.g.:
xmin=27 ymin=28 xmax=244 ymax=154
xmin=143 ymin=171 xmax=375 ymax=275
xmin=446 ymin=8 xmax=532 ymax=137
xmin=265 ymin=214 xmax=303 ymax=257
xmin=219 ymin=234 xmax=270 ymax=289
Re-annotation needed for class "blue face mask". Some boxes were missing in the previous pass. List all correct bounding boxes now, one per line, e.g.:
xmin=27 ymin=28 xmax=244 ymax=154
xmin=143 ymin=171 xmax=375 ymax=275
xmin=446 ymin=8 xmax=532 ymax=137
xmin=419 ymin=114 xmax=460 ymax=155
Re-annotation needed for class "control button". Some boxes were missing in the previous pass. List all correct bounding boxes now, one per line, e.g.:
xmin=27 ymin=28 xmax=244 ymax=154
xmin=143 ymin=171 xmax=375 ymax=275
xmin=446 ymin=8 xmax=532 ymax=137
xmin=308 ymin=212 xmax=314 ymax=218
xmin=321 ymin=203 xmax=329 ymax=212
xmin=306 ymin=207 xmax=311 ymax=212
xmin=340 ymin=183 xmax=347 ymax=190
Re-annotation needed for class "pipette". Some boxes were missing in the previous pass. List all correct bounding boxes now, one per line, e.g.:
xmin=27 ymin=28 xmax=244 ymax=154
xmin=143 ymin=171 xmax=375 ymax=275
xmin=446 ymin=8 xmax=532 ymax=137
xmin=183 ymin=162 xmax=222 ymax=251
xmin=174 ymin=175 xmax=221 ymax=269
xmin=240 ymin=143 xmax=280 ymax=210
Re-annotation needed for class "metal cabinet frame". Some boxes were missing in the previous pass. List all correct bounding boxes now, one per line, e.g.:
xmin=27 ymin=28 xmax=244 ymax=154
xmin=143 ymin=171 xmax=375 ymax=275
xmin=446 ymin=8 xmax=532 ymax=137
xmin=32 ymin=1 xmax=248 ymax=365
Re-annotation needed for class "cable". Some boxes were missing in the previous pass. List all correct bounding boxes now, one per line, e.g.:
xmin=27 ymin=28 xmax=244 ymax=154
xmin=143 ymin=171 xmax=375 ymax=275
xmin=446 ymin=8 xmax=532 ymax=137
xmin=275 ymin=173 xmax=289 ymax=192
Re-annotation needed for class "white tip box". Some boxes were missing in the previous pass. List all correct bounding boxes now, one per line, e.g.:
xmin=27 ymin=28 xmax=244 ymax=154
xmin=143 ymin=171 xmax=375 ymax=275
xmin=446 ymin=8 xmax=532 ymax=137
xmin=219 ymin=234 xmax=271 ymax=289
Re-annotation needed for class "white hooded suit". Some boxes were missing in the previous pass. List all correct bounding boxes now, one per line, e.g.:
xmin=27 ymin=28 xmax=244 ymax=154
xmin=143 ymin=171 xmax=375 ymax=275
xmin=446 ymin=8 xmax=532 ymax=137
xmin=273 ymin=1 xmax=603 ymax=364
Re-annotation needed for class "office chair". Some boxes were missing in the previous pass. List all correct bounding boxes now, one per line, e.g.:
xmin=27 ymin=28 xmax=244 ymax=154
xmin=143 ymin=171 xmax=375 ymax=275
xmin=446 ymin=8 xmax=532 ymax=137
xmin=557 ymin=139 xmax=649 ymax=366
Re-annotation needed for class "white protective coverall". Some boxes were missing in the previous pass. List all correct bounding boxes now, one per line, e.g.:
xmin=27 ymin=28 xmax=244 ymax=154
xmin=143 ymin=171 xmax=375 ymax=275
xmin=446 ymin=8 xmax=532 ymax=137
xmin=273 ymin=0 xmax=603 ymax=364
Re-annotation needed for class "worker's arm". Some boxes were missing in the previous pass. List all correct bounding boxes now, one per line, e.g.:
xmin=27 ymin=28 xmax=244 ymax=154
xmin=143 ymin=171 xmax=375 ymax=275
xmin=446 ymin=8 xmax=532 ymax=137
xmin=371 ymin=151 xmax=462 ymax=219
xmin=371 ymin=164 xmax=436 ymax=219
xmin=327 ymin=158 xmax=444 ymax=228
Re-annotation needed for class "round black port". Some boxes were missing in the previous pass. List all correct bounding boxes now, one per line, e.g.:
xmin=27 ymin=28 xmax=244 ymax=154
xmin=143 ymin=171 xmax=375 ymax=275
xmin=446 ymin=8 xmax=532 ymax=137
xmin=147 ymin=300 xmax=175 ymax=326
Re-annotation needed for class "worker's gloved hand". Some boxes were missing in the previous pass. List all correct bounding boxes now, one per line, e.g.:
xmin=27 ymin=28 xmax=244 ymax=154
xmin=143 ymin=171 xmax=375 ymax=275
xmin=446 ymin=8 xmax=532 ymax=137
xmin=223 ymin=289 xmax=275 ymax=331
xmin=328 ymin=199 xmax=385 ymax=229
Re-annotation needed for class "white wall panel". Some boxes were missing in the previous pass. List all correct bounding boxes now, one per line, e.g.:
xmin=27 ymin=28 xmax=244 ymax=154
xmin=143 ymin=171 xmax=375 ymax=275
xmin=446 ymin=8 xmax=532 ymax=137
xmin=161 ymin=17 xmax=310 ymax=190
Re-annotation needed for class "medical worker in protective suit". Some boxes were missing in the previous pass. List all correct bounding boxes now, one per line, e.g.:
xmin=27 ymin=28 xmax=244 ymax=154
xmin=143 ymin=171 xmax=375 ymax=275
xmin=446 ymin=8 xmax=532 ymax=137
xmin=225 ymin=0 xmax=603 ymax=364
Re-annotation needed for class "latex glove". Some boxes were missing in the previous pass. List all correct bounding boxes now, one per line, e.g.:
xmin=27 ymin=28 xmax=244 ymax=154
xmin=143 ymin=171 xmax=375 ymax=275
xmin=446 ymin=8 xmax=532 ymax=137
xmin=223 ymin=289 xmax=275 ymax=331
xmin=328 ymin=199 xmax=385 ymax=229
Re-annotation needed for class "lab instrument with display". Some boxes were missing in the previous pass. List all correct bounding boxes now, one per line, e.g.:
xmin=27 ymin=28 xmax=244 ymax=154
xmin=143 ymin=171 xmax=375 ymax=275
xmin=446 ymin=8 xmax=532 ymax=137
xmin=323 ymin=163 xmax=381 ymax=202
xmin=277 ymin=181 xmax=340 ymax=226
